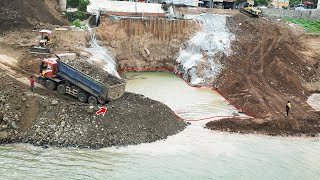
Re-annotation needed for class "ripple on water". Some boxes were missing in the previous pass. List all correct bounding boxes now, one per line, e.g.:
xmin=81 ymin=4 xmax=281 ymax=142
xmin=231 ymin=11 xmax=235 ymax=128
xmin=0 ymin=72 xmax=320 ymax=179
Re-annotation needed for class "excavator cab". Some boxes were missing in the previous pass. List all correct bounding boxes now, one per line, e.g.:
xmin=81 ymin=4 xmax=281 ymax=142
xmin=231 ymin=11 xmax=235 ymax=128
xmin=39 ymin=30 xmax=52 ymax=47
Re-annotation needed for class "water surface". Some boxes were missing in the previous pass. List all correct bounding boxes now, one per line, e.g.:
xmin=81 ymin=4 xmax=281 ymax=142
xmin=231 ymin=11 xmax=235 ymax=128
xmin=1 ymin=72 xmax=319 ymax=180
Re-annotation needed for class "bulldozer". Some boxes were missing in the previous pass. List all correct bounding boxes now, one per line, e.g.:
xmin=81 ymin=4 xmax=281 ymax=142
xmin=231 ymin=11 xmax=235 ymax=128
xmin=29 ymin=30 xmax=52 ymax=55
xmin=240 ymin=0 xmax=261 ymax=17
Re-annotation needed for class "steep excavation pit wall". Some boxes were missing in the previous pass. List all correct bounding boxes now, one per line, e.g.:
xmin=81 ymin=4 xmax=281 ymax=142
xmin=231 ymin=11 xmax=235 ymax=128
xmin=96 ymin=17 xmax=198 ymax=69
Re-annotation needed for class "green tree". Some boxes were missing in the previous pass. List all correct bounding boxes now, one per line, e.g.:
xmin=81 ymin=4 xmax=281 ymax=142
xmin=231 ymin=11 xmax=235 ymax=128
xmin=67 ymin=0 xmax=90 ymax=11
xmin=255 ymin=0 xmax=271 ymax=6
xmin=235 ymin=0 xmax=247 ymax=3
xmin=78 ymin=0 xmax=90 ymax=11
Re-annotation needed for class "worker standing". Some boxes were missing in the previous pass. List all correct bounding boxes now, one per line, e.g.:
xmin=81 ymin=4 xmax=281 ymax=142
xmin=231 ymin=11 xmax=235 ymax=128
xmin=39 ymin=62 xmax=46 ymax=75
xmin=286 ymin=101 xmax=291 ymax=116
xmin=29 ymin=76 xmax=35 ymax=93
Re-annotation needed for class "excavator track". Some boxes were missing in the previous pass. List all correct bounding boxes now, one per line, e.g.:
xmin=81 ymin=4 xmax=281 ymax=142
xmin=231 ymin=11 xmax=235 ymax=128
xmin=29 ymin=46 xmax=51 ymax=55
xmin=240 ymin=8 xmax=259 ymax=18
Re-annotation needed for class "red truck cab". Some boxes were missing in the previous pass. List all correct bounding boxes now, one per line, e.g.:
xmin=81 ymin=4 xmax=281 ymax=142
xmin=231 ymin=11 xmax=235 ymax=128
xmin=41 ymin=58 xmax=58 ymax=78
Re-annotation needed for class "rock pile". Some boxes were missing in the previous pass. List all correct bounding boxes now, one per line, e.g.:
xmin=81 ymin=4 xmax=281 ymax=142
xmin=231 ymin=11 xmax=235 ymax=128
xmin=0 ymin=73 xmax=186 ymax=148
xmin=61 ymin=57 xmax=121 ymax=86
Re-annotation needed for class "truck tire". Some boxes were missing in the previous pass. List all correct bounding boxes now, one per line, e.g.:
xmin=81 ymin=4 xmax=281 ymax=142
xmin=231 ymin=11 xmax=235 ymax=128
xmin=46 ymin=80 xmax=57 ymax=90
xmin=77 ymin=92 xmax=88 ymax=103
xmin=88 ymin=96 xmax=98 ymax=104
xmin=57 ymin=84 xmax=66 ymax=95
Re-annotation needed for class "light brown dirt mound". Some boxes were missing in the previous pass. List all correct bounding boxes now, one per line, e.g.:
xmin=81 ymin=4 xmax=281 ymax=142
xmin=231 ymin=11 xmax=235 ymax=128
xmin=207 ymin=14 xmax=320 ymax=136
xmin=0 ymin=0 xmax=68 ymax=34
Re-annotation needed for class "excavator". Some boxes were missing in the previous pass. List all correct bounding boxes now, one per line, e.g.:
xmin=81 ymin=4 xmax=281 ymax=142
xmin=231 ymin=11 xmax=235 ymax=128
xmin=240 ymin=0 xmax=261 ymax=17
xmin=29 ymin=30 xmax=52 ymax=55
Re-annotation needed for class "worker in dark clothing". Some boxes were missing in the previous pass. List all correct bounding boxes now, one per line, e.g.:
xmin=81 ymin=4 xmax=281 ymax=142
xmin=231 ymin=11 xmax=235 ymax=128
xmin=39 ymin=62 xmax=46 ymax=75
xmin=286 ymin=101 xmax=291 ymax=116
xmin=29 ymin=76 xmax=35 ymax=92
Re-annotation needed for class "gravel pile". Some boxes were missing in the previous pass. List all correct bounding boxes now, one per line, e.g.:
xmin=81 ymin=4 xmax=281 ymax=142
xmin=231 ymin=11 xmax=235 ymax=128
xmin=61 ymin=57 xmax=121 ymax=86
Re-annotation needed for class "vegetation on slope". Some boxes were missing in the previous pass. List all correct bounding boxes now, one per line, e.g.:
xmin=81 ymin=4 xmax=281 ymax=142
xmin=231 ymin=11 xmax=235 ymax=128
xmin=285 ymin=18 xmax=320 ymax=34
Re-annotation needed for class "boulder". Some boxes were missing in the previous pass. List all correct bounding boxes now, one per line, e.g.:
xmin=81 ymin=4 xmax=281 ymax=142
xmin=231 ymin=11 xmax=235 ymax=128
xmin=0 ymin=131 xmax=8 ymax=139
xmin=51 ymin=100 xmax=59 ymax=106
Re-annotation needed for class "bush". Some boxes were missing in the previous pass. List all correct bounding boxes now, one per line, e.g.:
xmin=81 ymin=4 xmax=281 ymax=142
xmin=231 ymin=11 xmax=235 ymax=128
xmin=65 ymin=0 xmax=90 ymax=22
xmin=79 ymin=0 xmax=90 ymax=11
xmin=284 ymin=18 xmax=320 ymax=34
xmin=67 ymin=0 xmax=79 ymax=8
xmin=64 ymin=10 xmax=89 ymax=22
xmin=72 ymin=19 xmax=82 ymax=27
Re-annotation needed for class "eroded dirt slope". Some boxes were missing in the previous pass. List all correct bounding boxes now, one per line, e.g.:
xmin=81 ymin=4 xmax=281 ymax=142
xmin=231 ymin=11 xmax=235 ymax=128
xmin=207 ymin=14 xmax=320 ymax=136
xmin=0 ymin=0 xmax=68 ymax=34
xmin=96 ymin=17 xmax=198 ymax=69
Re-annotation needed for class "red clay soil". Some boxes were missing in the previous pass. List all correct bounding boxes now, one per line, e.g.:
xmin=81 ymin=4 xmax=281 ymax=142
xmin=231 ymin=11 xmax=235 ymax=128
xmin=206 ymin=14 xmax=320 ymax=137
xmin=0 ymin=0 xmax=68 ymax=34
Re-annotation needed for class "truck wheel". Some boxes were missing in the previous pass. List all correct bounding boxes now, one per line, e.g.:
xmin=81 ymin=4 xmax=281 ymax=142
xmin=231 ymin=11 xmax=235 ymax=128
xmin=46 ymin=80 xmax=57 ymax=90
xmin=77 ymin=92 xmax=88 ymax=103
xmin=57 ymin=84 xmax=66 ymax=95
xmin=88 ymin=96 xmax=98 ymax=104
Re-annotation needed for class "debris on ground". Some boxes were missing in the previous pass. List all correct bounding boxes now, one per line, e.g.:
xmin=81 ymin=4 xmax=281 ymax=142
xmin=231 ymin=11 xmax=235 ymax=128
xmin=0 ymin=73 xmax=186 ymax=148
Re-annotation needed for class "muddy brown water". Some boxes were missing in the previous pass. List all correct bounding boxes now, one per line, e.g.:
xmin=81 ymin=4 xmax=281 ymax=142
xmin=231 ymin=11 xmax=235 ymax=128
xmin=0 ymin=72 xmax=319 ymax=179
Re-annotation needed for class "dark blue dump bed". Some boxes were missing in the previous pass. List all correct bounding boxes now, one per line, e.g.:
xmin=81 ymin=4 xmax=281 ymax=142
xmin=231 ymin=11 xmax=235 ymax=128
xmin=57 ymin=61 xmax=104 ymax=94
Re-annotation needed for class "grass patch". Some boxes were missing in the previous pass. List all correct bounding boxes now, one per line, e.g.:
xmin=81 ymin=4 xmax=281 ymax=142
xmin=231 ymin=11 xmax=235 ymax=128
xmin=284 ymin=17 xmax=320 ymax=34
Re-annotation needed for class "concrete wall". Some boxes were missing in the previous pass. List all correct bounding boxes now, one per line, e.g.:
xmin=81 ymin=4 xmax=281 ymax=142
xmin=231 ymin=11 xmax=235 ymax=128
xmin=59 ymin=0 xmax=66 ymax=11
xmin=87 ymin=0 xmax=165 ymax=14
xmin=261 ymin=9 xmax=320 ymax=21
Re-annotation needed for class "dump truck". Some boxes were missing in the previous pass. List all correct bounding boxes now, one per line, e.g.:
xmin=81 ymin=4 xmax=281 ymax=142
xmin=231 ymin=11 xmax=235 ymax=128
xmin=37 ymin=57 xmax=126 ymax=104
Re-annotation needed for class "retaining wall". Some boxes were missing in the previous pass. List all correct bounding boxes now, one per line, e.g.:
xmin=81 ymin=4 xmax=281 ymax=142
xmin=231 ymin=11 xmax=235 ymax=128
xmin=96 ymin=17 xmax=198 ymax=69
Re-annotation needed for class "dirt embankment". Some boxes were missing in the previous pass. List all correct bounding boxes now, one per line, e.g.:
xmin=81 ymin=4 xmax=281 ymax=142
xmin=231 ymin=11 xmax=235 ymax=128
xmin=96 ymin=17 xmax=198 ymax=69
xmin=206 ymin=14 xmax=320 ymax=137
xmin=0 ymin=0 xmax=68 ymax=34
xmin=0 ymin=71 xmax=186 ymax=148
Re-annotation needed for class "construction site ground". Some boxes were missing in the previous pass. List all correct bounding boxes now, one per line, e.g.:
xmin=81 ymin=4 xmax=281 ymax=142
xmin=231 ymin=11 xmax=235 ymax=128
xmin=207 ymin=14 xmax=320 ymax=137
xmin=0 ymin=1 xmax=186 ymax=148
xmin=0 ymin=0 xmax=320 ymax=148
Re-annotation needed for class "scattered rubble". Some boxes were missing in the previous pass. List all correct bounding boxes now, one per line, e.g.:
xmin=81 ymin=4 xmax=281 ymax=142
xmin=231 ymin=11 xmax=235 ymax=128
xmin=0 ymin=74 xmax=186 ymax=148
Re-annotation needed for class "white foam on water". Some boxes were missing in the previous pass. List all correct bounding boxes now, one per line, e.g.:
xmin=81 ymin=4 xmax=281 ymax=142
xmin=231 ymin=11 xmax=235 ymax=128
xmin=177 ymin=14 xmax=234 ymax=85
